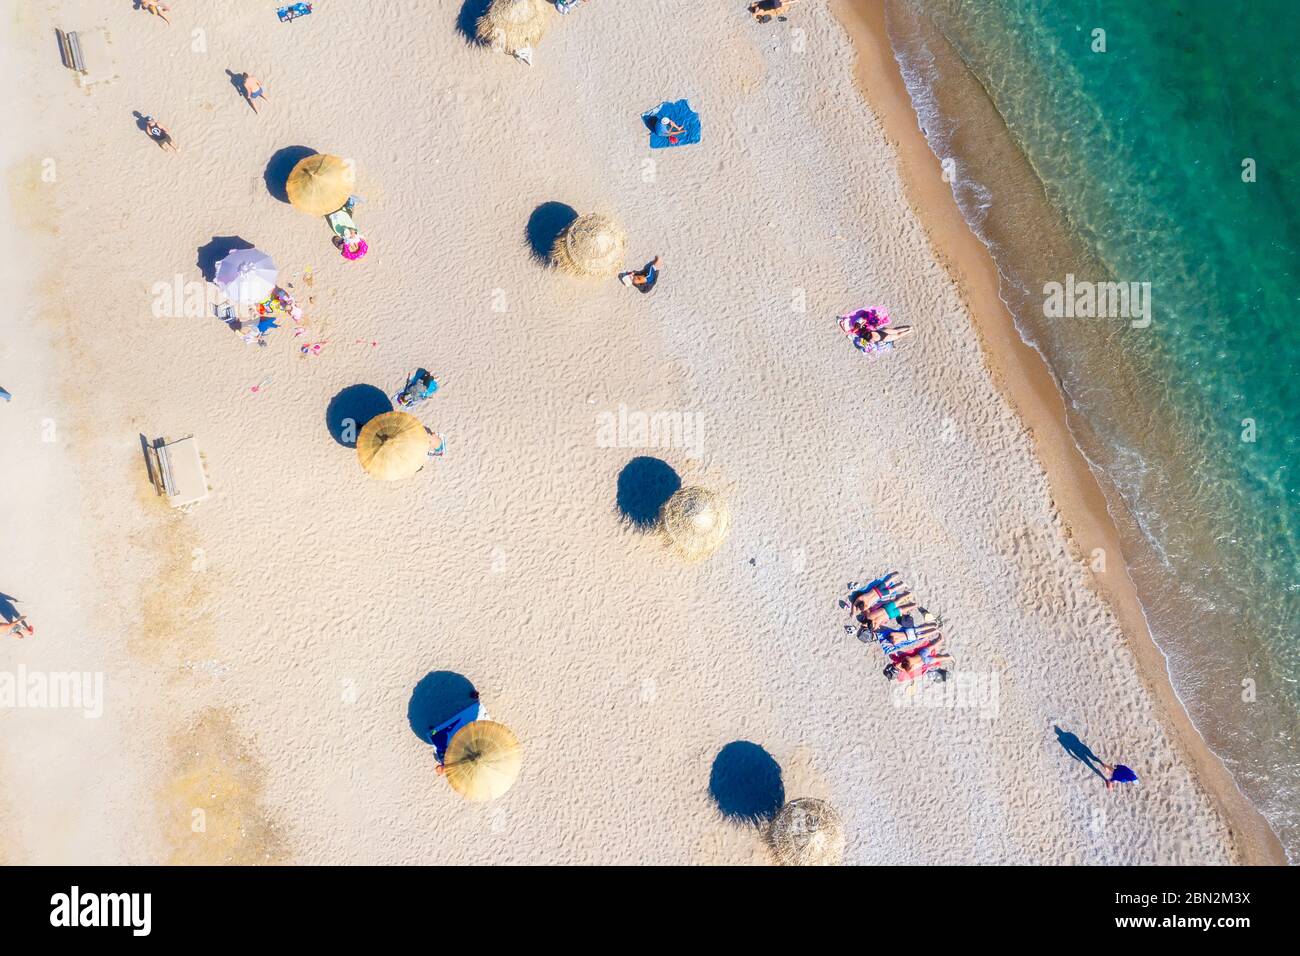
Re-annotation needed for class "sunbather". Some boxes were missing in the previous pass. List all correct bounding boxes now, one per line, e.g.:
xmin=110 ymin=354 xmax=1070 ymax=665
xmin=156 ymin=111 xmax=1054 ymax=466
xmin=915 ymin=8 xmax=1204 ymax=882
xmin=750 ymin=0 xmax=800 ymax=22
xmin=855 ymin=595 xmax=920 ymax=628
xmin=876 ymin=622 xmax=941 ymax=655
xmin=884 ymin=638 xmax=952 ymax=683
xmin=139 ymin=1 xmax=171 ymax=25
xmin=856 ymin=325 xmax=914 ymax=346
xmin=845 ymin=572 xmax=903 ymax=605
xmin=654 ymin=116 xmax=686 ymax=140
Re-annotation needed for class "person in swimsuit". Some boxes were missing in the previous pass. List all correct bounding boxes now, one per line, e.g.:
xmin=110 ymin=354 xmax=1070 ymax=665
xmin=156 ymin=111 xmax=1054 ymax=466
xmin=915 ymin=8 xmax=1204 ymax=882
xmin=242 ymin=74 xmax=269 ymax=113
xmin=144 ymin=116 xmax=178 ymax=152
xmin=858 ymin=325 xmax=915 ymax=347
xmin=855 ymin=595 xmax=920 ymax=629
xmin=749 ymin=0 xmax=800 ymax=22
xmin=876 ymin=622 xmax=941 ymax=655
xmin=884 ymin=638 xmax=952 ymax=683
xmin=398 ymin=371 xmax=439 ymax=408
xmin=621 ymin=256 xmax=661 ymax=293
xmin=140 ymin=1 xmax=171 ymax=24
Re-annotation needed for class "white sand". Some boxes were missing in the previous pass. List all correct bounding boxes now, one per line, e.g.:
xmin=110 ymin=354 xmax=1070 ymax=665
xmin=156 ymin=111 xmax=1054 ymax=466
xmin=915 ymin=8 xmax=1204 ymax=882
xmin=0 ymin=0 xmax=1235 ymax=864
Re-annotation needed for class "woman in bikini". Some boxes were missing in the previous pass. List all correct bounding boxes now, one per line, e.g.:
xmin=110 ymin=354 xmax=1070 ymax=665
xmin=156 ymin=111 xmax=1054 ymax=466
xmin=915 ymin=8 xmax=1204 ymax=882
xmin=145 ymin=116 xmax=178 ymax=152
xmin=857 ymin=325 xmax=915 ymax=347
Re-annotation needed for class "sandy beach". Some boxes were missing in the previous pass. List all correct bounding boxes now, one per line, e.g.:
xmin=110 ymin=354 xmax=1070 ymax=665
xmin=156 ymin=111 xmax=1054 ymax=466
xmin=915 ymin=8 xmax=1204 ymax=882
xmin=0 ymin=0 xmax=1274 ymax=864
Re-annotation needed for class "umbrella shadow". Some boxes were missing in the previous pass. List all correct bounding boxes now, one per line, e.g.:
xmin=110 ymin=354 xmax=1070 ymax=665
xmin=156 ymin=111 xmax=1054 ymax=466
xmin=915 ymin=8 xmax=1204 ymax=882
xmin=456 ymin=0 xmax=493 ymax=44
xmin=616 ymin=456 xmax=680 ymax=531
xmin=525 ymin=201 xmax=578 ymax=264
xmin=325 ymin=385 xmax=392 ymax=448
xmin=709 ymin=741 xmax=785 ymax=827
xmin=196 ymin=235 xmax=254 ymax=283
xmin=407 ymin=671 xmax=478 ymax=742
xmin=1053 ymin=725 xmax=1107 ymax=780
xmin=264 ymin=145 xmax=317 ymax=204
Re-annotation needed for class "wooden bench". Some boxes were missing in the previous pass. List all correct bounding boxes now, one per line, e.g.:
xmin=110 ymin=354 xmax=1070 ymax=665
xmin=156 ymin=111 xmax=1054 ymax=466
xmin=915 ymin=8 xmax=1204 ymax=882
xmin=56 ymin=29 xmax=85 ymax=73
xmin=145 ymin=435 xmax=210 ymax=509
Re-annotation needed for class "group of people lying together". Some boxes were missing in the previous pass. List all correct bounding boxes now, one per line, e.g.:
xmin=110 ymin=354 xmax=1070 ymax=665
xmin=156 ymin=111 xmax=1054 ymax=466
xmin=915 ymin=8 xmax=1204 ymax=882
xmin=841 ymin=572 xmax=953 ymax=686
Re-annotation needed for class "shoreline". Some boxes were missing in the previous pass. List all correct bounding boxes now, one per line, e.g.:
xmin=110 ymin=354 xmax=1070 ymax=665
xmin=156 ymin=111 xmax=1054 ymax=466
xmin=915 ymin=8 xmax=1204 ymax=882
xmin=830 ymin=0 xmax=1286 ymax=865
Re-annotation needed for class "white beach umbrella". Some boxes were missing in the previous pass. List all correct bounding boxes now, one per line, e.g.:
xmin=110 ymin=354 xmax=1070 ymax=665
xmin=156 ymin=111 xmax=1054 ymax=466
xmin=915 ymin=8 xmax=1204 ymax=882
xmin=215 ymin=248 xmax=278 ymax=305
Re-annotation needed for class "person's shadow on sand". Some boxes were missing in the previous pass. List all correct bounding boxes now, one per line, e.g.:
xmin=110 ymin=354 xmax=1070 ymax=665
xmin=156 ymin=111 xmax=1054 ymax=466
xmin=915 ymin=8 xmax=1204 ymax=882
xmin=709 ymin=741 xmax=785 ymax=826
xmin=1054 ymin=725 xmax=1106 ymax=780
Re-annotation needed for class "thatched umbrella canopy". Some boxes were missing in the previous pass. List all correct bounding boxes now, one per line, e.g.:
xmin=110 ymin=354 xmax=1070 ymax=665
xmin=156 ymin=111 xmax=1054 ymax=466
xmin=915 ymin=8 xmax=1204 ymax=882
xmin=551 ymin=212 xmax=627 ymax=278
xmin=660 ymin=486 xmax=730 ymax=561
xmin=286 ymin=153 xmax=355 ymax=216
xmin=356 ymin=411 xmax=429 ymax=481
xmin=476 ymin=0 xmax=551 ymax=54
xmin=443 ymin=721 xmax=522 ymax=801
xmin=767 ymin=798 xmax=845 ymax=866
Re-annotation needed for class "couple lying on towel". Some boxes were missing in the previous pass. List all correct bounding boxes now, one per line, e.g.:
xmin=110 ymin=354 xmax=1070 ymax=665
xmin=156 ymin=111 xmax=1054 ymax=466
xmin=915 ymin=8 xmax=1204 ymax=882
xmin=843 ymin=573 xmax=954 ymax=684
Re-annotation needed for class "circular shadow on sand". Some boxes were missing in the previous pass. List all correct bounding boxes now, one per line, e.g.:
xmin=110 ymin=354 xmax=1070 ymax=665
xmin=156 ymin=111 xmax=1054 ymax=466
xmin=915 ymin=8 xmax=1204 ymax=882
xmin=407 ymin=671 xmax=478 ymax=742
xmin=264 ymin=145 xmax=317 ymax=204
xmin=196 ymin=235 xmax=254 ymax=283
xmin=616 ymin=456 xmax=681 ymax=531
xmin=326 ymin=385 xmax=392 ymax=448
xmin=709 ymin=741 xmax=785 ymax=826
xmin=525 ymin=201 xmax=578 ymax=263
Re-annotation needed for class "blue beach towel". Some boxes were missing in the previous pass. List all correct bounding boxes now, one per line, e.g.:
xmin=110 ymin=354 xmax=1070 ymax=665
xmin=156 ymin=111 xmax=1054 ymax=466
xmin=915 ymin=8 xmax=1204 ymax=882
xmin=643 ymin=100 xmax=701 ymax=149
xmin=277 ymin=2 xmax=313 ymax=22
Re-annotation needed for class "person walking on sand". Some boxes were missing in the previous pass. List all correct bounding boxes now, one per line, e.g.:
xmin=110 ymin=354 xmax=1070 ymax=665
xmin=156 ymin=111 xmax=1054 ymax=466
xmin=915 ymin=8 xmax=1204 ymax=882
xmin=241 ymin=73 xmax=269 ymax=113
xmin=140 ymin=0 xmax=172 ymax=24
xmin=1100 ymin=761 xmax=1139 ymax=791
xmin=144 ymin=116 xmax=178 ymax=152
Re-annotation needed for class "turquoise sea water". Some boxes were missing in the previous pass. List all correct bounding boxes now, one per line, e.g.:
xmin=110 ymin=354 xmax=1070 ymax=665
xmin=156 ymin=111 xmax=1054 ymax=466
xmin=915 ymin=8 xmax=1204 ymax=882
xmin=887 ymin=0 xmax=1300 ymax=858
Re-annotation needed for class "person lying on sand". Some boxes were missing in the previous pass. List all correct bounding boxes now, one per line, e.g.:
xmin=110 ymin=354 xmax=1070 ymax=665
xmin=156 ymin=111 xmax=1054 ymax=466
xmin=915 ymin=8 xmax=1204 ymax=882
xmin=139 ymin=1 xmax=171 ymax=24
xmin=884 ymin=639 xmax=952 ymax=683
xmin=241 ymin=73 xmax=269 ymax=113
xmin=855 ymin=595 xmax=920 ymax=628
xmin=844 ymin=572 xmax=903 ymax=606
xmin=875 ymin=621 xmax=940 ymax=654
xmin=857 ymin=325 xmax=915 ymax=347
xmin=750 ymin=0 xmax=800 ymax=22
xmin=144 ymin=116 xmax=178 ymax=151
xmin=397 ymin=371 xmax=439 ymax=408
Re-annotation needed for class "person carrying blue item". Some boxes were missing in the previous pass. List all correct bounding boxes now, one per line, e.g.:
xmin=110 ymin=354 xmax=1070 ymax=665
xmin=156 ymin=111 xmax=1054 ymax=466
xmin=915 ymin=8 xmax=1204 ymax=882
xmin=1101 ymin=762 xmax=1139 ymax=791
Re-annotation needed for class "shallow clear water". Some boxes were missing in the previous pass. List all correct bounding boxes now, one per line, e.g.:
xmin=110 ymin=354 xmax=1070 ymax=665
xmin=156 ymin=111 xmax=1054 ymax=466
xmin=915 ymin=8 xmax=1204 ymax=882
xmin=887 ymin=0 xmax=1300 ymax=858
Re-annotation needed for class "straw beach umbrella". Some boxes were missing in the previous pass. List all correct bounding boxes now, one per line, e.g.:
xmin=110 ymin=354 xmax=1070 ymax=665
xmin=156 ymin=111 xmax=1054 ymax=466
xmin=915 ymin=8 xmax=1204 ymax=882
xmin=476 ymin=0 xmax=551 ymax=56
xmin=286 ymin=153 xmax=355 ymax=216
xmin=442 ymin=721 xmax=522 ymax=801
xmin=356 ymin=411 xmax=430 ymax=481
xmin=661 ymin=486 xmax=730 ymax=561
xmin=767 ymin=798 xmax=845 ymax=866
xmin=215 ymin=247 xmax=277 ymax=305
xmin=551 ymin=212 xmax=627 ymax=278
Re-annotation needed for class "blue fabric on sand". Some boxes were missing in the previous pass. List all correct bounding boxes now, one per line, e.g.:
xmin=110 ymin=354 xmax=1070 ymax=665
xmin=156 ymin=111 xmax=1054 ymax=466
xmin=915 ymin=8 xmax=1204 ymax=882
xmin=430 ymin=701 xmax=481 ymax=762
xmin=643 ymin=99 xmax=701 ymax=149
